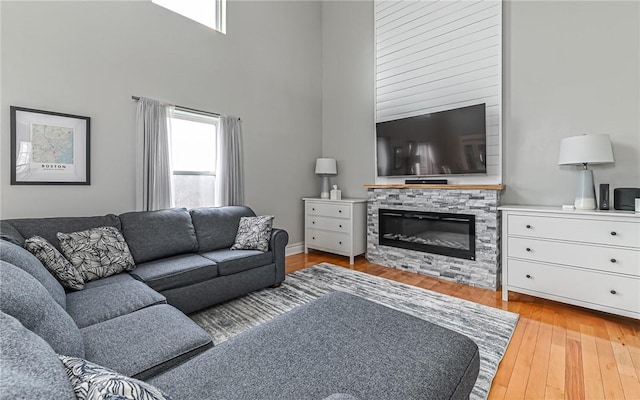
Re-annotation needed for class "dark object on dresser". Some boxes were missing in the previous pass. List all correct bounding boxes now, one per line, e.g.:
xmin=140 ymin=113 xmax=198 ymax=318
xmin=613 ymin=187 xmax=640 ymax=211
xmin=599 ymin=184 xmax=610 ymax=210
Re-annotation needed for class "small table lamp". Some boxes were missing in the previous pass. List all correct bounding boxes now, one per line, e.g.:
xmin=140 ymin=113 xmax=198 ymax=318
xmin=315 ymin=158 xmax=337 ymax=199
xmin=558 ymin=134 xmax=614 ymax=210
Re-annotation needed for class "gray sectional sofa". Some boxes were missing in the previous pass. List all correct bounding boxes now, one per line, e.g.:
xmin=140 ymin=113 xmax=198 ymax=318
xmin=1 ymin=206 xmax=288 ymax=314
xmin=0 ymin=205 xmax=480 ymax=399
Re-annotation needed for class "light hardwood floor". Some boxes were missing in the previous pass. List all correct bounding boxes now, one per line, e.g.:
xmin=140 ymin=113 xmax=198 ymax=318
xmin=286 ymin=251 xmax=640 ymax=400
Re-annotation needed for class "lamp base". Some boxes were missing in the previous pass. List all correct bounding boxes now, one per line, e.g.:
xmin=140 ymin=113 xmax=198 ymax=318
xmin=574 ymin=169 xmax=597 ymax=210
xmin=320 ymin=175 xmax=330 ymax=199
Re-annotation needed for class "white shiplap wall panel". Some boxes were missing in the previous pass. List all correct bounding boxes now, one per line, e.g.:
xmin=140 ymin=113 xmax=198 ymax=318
xmin=377 ymin=34 xmax=500 ymax=76
xmin=377 ymin=50 xmax=499 ymax=91
xmin=375 ymin=0 xmax=502 ymax=184
xmin=377 ymin=73 xmax=499 ymax=105
xmin=377 ymin=1 xmax=496 ymax=50
xmin=376 ymin=1 xmax=460 ymax=36
xmin=378 ymin=14 xmax=499 ymax=65
xmin=377 ymin=75 xmax=498 ymax=111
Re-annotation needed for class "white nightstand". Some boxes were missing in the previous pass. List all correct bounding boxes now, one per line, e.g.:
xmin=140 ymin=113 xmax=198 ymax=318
xmin=303 ymin=198 xmax=367 ymax=265
xmin=500 ymin=205 xmax=640 ymax=319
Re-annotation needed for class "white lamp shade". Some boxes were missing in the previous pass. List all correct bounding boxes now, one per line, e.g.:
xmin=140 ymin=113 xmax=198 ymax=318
xmin=315 ymin=158 xmax=337 ymax=175
xmin=558 ymin=134 xmax=614 ymax=165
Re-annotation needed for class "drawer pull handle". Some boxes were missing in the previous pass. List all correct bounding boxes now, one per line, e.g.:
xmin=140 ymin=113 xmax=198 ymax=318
xmin=339 ymin=241 xmax=342 ymax=245
xmin=312 ymin=208 xmax=315 ymax=211
xmin=610 ymin=258 xmax=617 ymax=263
xmin=526 ymin=248 xmax=531 ymax=252
xmin=312 ymin=237 xmax=315 ymax=240
xmin=312 ymin=221 xmax=315 ymax=224
xmin=339 ymin=224 xmax=342 ymax=228
xmin=526 ymin=274 xmax=531 ymax=279
xmin=526 ymin=224 xmax=532 ymax=229
xmin=338 ymin=210 xmax=342 ymax=213
xmin=610 ymin=290 xmax=617 ymax=295
xmin=610 ymin=231 xmax=617 ymax=236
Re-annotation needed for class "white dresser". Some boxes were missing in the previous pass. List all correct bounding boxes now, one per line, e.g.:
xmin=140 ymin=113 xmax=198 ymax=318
xmin=303 ymin=198 xmax=367 ymax=265
xmin=500 ymin=205 xmax=640 ymax=319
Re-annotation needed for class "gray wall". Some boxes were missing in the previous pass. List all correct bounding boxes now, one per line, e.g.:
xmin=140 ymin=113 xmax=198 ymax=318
xmin=321 ymin=1 xmax=375 ymax=199
xmin=321 ymin=0 xmax=640 ymax=206
xmin=503 ymin=0 xmax=640 ymax=205
xmin=0 ymin=1 xmax=322 ymax=244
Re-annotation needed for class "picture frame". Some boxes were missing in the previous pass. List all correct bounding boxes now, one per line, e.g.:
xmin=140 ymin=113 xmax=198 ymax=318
xmin=10 ymin=106 xmax=90 ymax=185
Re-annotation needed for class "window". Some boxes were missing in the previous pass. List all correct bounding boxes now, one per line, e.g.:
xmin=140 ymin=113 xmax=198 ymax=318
xmin=152 ymin=0 xmax=226 ymax=34
xmin=169 ymin=109 xmax=218 ymax=209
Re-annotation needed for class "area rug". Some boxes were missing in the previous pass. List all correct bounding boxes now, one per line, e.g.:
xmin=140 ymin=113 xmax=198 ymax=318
xmin=191 ymin=263 xmax=518 ymax=400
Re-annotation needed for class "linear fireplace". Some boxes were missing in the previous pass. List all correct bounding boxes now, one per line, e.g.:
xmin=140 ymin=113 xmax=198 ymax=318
xmin=379 ymin=209 xmax=476 ymax=260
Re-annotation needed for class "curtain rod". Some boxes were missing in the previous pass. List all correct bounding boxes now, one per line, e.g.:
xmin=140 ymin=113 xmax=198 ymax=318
xmin=131 ymin=96 xmax=221 ymax=118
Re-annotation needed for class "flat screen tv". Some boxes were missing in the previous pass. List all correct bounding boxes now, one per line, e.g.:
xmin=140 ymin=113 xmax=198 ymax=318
xmin=376 ymin=103 xmax=486 ymax=177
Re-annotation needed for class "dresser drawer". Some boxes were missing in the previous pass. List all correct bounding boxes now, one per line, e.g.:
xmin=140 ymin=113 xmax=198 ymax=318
xmin=306 ymin=229 xmax=351 ymax=253
xmin=508 ymin=237 xmax=640 ymax=277
xmin=307 ymin=202 xmax=351 ymax=219
xmin=307 ymin=216 xmax=351 ymax=234
xmin=508 ymin=259 xmax=640 ymax=313
xmin=508 ymin=214 xmax=639 ymax=248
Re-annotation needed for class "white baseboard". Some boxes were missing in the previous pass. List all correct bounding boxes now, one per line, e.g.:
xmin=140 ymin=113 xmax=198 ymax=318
xmin=286 ymin=242 xmax=304 ymax=256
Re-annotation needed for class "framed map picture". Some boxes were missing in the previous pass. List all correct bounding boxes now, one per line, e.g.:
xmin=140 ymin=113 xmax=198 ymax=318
xmin=10 ymin=106 xmax=90 ymax=185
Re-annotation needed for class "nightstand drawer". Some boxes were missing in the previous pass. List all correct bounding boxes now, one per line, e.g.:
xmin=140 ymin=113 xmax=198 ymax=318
xmin=306 ymin=229 xmax=351 ymax=253
xmin=508 ymin=214 xmax=639 ymax=248
xmin=307 ymin=216 xmax=351 ymax=234
xmin=508 ymin=237 xmax=640 ymax=277
xmin=307 ymin=202 xmax=351 ymax=219
xmin=508 ymin=259 xmax=640 ymax=314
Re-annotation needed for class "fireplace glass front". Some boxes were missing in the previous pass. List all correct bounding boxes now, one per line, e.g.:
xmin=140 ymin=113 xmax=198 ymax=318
xmin=378 ymin=209 xmax=476 ymax=260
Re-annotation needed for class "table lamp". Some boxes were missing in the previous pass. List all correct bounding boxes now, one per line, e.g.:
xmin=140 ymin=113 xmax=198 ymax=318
xmin=558 ymin=134 xmax=614 ymax=210
xmin=315 ymin=158 xmax=337 ymax=199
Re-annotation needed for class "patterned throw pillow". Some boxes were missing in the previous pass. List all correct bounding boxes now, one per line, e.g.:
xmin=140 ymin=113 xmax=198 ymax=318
xmin=231 ymin=216 xmax=274 ymax=252
xmin=24 ymin=236 xmax=85 ymax=290
xmin=58 ymin=355 xmax=173 ymax=400
xmin=57 ymin=227 xmax=135 ymax=282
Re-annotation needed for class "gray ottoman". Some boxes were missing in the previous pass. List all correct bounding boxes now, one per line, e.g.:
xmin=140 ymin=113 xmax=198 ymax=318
xmin=150 ymin=291 xmax=480 ymax=399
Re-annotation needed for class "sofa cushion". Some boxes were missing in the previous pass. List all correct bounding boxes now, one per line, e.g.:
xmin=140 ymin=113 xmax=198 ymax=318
xmin=5 ymin=214 xmax=121 ymax=252
xmin=58 ymin=226 xmax=135 ymax=282
xmin=149 ymin=291 xmax=480 ymax=400
xmin=81 ymin=304 xmax=213 ymax=380
xmin=0 ymin=312 xmax=76 ymax=399
xmin=120 ymin=208 xmax=198 ymax=264
xmin=190 ymin=206 xmax=256 ymax=252
xmin=0 ymin=240 xmax=67 ymax=309
xmin=25 ymin=235 xmax=85 ymax=290
xmin=82 ymin=271 xmax=138 ymax=289
xmin=200 ymin=249 xmax=273 ymax=276
xmin=0 ymin=261 xmax=84 ymax=358
xmin=130 ymin=254 xmax=218 ymax=292
xmin=66 ymin=280 xmax=166 ymax=328
xmin=0 ymin=220 xmax=25 ymax=246
xmin=231 ymin=215 xmax=274 ymax=252
xmin=58 ymin=355 xmax=173 ymax=400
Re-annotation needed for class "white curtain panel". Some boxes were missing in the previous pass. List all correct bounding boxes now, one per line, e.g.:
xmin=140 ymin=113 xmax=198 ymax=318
xmin=215 ymin=115 xmax=245 ymax=206
xmin=135 ymin=98 xmax=174 ymax=211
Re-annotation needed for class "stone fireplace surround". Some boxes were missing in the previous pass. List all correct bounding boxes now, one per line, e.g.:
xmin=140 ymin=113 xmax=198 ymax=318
xmin=365 ymin=185 xmax=504 ymax=290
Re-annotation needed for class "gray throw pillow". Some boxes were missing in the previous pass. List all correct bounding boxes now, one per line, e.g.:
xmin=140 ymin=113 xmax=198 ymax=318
xmin=57 ymin=227 xmax=135 ymax=282
xmin=24 ymin=236 xmax=84 ymax=290
xmin=231 ymin=216 xmax=274 ymax=252
xmin=58 ymin=355 xmax=173 ymax=400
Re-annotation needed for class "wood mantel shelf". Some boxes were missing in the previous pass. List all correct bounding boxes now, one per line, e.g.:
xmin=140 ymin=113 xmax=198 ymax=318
xmin=364 ymin=184 xmax=506 ymax=190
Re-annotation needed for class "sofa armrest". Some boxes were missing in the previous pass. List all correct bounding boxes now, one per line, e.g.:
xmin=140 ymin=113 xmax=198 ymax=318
xmin=269 ymin=228 xmax=289 ymax=283
xmin=0 ymin=221 xmax=25 ymax=247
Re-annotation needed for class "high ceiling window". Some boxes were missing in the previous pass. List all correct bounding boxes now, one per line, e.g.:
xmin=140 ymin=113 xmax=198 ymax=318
xmin=152 ymin=0 xmax=226 ymax=34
